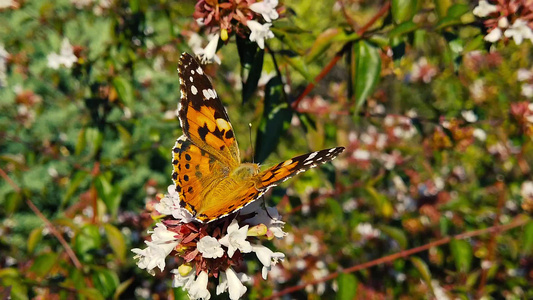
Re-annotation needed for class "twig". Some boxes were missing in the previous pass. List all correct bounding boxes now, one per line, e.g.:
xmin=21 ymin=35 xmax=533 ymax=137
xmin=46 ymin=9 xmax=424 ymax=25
xmin=291 ymin=1 xmax=391 ymax=110
xmin=265 ymin=214 xmax=529 ymax=299
xmin=0 ymin=168 xmax=82 ymax=270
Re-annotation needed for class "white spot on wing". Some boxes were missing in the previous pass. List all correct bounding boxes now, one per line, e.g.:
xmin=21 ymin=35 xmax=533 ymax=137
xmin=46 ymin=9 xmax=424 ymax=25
xmin=305 ymin=152 xmax=318 ymax=161
xmin=203 ymin=89 xmax=217 ymax=100
xmin=189 ymin=76 xmax=194 ymax=82
xmin=191 ymin=85 xmax=198 ymax=95
xmin=197 ymin=67 xmax=203 ymax=75
xmin=191 ymin=70 xmax=195 ymax=75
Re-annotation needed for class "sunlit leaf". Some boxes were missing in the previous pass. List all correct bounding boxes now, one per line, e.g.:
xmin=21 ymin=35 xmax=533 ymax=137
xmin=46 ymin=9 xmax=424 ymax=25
xmin=104 ymin=223 xmax=126 ymax=262
xmin=92 ymin=268 xmax=120 ymax=299
xmin=410 ymin=257 xmax=433 ymax=292
xmin=29 ymin=252 xmax=58 ymax=278
xmin=337 ymin=272 xmax=357 ymax=300
xmin=380 ymin=225 xmax=408 ymax=249
xmin=353 ymin=41 xmax=381 ymax=115
xmin=113 ymin=76 xmax=134 ymax=107
xmin=450 ymin=239 xmax=472 ymax=273
xmin=392 ymin=0 xmax=419 ymax=23
xmin=27 ymin=227 xmax=43 ymax=254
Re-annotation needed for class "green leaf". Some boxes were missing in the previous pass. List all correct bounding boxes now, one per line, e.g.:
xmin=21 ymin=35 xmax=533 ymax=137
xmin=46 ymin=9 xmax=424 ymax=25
xmin=62 ymin=171 xmax=89 ymax=208
xmin=92 ymin=268 xmax=120 ymax=298
xmin=389 ymin=21 xmax=418 ymax=38
xmin=85 ymin=127 xmax=104 ymax=157
xmin=76 ymin=127 xmax=87 ymax=156
xmin=104 ymin=223 xmax=126 ymax=262
xmin=433 ymin=0 xmax=452 ymax=19
xmin=74 ymin=224 xmax=102 ymax=262
xmin=254 ymin=77 xmax=293 ymax=163
xmin=27 ymin=227 xmax=43 ymax=254
xmin=410 ymin=257 xmax=433 ymax=292
xmin=94 ymin=175 xmax=122 ymax=218
xmin=353 ymin=41 xmax=381 ymax=115
xmin=337 ymin=272 xmax=357 ymax=300
xmin=522 ymin=221 xmax=533 ymax=255
xmin=113 ymin=76 xmax=134 ymax=107
xmin=379 ymin=225 xmax=408 ymax=249
xmin=450 ymin=239 xmax=473 ymax=273
xmin=237 ymin=36 xmax=264 ymax=104
xmin=392 ymin=0 xmax=419 ymax=23
xmin=283 ymin=55 xmax=314 ymax=82
xmin=327 ymin=198 xmax=343 ymax=219
xmin=30 ymin=252 xmax=58 ymax=277
xmin=435 ymin=4 xmax=469 ymax=29
xmin=79 ymin=288 xmax=105 ymax=300
xmin=306 ymin=28 xmax=347 ymax=63
xmin=113 ymin=278 xmax=134 ymax=300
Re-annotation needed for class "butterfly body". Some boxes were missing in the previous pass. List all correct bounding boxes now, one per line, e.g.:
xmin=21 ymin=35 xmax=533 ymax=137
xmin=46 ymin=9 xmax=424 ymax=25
xmin=173 ymin=53 xmax=344 ymax=223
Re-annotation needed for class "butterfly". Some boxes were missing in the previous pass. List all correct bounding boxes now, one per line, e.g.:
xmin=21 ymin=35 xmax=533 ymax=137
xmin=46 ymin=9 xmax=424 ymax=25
xmin=172 ymin=53 xmax=345 ymax=223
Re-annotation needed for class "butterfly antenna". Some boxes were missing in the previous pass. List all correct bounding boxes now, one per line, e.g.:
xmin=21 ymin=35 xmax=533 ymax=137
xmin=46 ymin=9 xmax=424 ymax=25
xmin=249 ymin=123 xmax=255 ymax=163
xmin=261 ymin=196 xmax=276 ymax=221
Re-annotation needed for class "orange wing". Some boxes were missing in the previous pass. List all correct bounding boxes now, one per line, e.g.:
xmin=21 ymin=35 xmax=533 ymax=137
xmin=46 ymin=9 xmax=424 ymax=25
xmin=171 ymin=135 xmax=229 ymax=217
xmin=177 ymin=53 xmax=240 ymax=169
xmin=255 ymin=147 xmax=345 ymax=190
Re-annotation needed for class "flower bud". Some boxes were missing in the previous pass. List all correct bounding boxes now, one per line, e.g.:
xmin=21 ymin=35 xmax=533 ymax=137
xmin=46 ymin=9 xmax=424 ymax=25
xmin=178 ymin=263 xmax=193 ymax=277
xmin=247 ymin=224 xmax=267 ymax=237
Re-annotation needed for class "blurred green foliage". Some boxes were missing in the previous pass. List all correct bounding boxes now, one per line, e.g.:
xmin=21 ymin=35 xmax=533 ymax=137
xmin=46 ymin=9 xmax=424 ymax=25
xmin=0 ymin=0 xmax=532 ymax=299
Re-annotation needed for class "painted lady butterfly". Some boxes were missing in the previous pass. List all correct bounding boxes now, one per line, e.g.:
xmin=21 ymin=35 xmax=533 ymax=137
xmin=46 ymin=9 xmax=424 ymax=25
xmin=172 ymin=53 xmax=344 ymax=223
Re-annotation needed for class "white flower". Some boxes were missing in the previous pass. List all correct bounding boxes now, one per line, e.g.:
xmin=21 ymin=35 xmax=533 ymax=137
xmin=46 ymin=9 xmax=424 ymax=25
xmin=461 ymin=110 xmax=477 ymax=123
xmin=249 ymin=0 xmax=279 ymax=22
xmin=0 ymin=0 xmax=14 ymax=9
xmin=473 ymin=0 xmax=498 ymax=18
xmin=473 ymin=128 xmax=487 ymax=141
xmin=197 ymin=236 xmax=224 ymax=259
xmin=47 ymin=38 xmax=78 ymax=69
xmin=150 ymin=222 xmax=178 ymax=243
xmin=155 ymin=185 xmax=194 ymax=223
xmin=171 ymin=266 xmax=196 ymax=290
xmin=484 ymin=27 xmax=502 ymax=43
xmin=188 ymin=271 xmax=211 ymax=300
xmin=251 ymin=244 xmax=285 ymax=279
xmin=132 ymin=223 xmax=180 ymax=274
xmin=504 ymin=19 xmax=533 ymax=45
xmin=521 ymin=181 xmax=533 ymax=200
xmin=522 ymin=83 xmax=533 ymax=98
xmin=356 ymin=222 xmax=381 ymax=239
xmin=132 ymin=239 xmax=178 ymax=274
xmin=247 ymin=20 xmax=274 ymax=49
xmin=216 ymin=268 xmax=248 ymax=300
xmin=219 ymin=219 xmax=252 ymax=257
xmin=431 ymin=279 xmax=450 ymax=300
xmin=498 ymin=17 xmax=509 ymax=28
xmin=193 ymin=33 xmax=221 ymax=64
xmin=352 ymin=149 xmax=370 ymax=160
xmin=517 ymin=69 xmax=533 ymax=81
xmin=0 ymin=44 xmax=8 ymax=87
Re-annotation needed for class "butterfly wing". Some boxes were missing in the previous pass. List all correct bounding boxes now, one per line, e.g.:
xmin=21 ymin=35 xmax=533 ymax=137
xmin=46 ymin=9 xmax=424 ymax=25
xmin=172 ymin=135 xmax=231 ymax=217
xmin=188 ymin=147 xmax=346 ymax=222
xmin=255 ymin=147 xmax=345 ymax=190
xmin=177 ymin=53 xmax=240 ymax=168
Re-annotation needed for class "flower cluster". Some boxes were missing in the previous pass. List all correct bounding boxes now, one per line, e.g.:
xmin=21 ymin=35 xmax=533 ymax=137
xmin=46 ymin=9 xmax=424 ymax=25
xmin=47 ymin=38 xmax=78 ymax=70
xmin=132 ymin=185 xmax=287 ymax=299
xmin=473 ymin=0 xmax=533 ymax=45
xmin=191 ymin=0 xmax=281 ymax=63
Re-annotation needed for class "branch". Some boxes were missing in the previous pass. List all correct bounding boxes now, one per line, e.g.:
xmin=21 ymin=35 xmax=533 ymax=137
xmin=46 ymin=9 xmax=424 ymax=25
xmin=265 ymin=214 xmax=530 ymax=299
xmin=0 ymin=168 xmax=82 ymax=270
xmin=291 ymin=1 xmax=391 ymax=110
